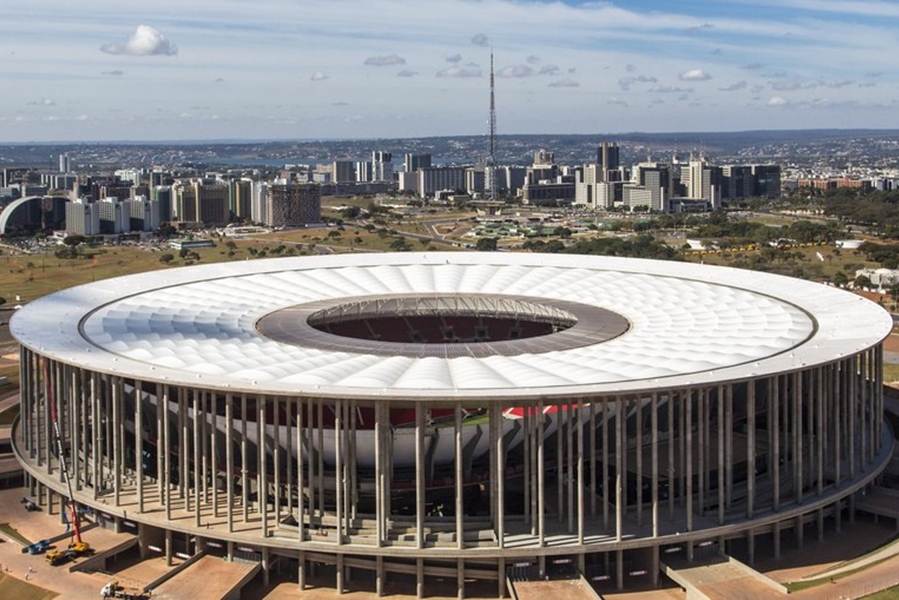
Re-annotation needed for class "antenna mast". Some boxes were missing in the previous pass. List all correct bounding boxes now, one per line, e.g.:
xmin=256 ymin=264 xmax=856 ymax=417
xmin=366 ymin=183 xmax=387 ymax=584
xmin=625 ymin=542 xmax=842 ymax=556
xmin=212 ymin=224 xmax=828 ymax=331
xmin=488 ymin=51 xmax=497 ymax=201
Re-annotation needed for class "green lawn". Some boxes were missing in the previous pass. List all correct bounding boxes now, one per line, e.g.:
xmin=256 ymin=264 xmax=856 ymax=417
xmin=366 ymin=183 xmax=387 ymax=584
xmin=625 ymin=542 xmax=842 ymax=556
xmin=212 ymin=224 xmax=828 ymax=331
xmin=0 ymin=574 xmax=57 ymax=600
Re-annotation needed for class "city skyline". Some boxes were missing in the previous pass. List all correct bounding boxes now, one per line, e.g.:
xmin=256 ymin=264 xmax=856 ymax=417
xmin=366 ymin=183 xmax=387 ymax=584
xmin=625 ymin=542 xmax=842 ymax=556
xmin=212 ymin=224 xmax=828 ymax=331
xmin=2 ymin=0 xmax=898 ymax=142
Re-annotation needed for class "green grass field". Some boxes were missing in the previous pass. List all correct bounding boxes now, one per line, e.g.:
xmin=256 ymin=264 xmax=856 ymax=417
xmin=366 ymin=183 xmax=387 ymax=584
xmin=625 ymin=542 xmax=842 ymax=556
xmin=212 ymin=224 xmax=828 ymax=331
xmin=0 ymin=574 xmax=57 ymax=600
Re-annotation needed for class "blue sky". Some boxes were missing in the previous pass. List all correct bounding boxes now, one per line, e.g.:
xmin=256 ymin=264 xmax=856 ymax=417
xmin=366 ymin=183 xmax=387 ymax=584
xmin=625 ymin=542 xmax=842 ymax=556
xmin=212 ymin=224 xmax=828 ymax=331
xmin=1 ymin=0 xmax=897 ymax=142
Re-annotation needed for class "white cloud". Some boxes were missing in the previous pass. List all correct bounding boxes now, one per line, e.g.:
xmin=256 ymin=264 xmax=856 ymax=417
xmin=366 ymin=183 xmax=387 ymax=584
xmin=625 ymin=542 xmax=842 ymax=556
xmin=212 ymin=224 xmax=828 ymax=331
xmin=538 ymin=65 xmax=560 ymax=76
xmin=680 ymin=69 xmax=712 ymax=81
xmin=446 ymin=54 xmax=462 ymax=63
xmin=397 ymin=70 xmax=418 ymax=77
xmin=365 ymin=54 xmax=406 ymax=66
xmin=101 ymin=70 xmax=124 ymax=77
xmin=767 ymin=96 xmax=789 ymax=106
xmin=471 ymin=33 xmax=489 ymax=47
xmin=100 ymin=25 xmax=177 ymax=56
xmin=549 ymin=78 xmax=579 ymax=88
xmin=649 ymin=85 xmax=692 ymax=93
xmin=436 ymin=66 xmax=481 ymax=78
xmin=498 ymin=65 xmax=533 ymax=78
xmin=619 ymin=75 xmax=658 ymax=90
xmin=719 ymin=80 xmax=747 ymax=91
xmin=527 ymin=55 xmax=541 ymax=64
xmin=310 ymin=71 xmax=328 ymax=81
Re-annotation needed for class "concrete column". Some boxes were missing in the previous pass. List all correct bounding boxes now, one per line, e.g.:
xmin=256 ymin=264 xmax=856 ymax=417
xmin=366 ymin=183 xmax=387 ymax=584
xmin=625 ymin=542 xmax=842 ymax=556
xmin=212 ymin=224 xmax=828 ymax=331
xmin=498 ymin=557 xmax=506 ymax=598
xmin=457 ymin=558 xmax=465 ymax=600
xmin=636 ymin=395 xmax=643 ymax=527
xmin=577 ymin=400 xmax=585 ymax=544
xmin=538 ymin=400 xmax=545 ymax=546
xmin=376 ymin=555 xmax=384 ymax=596
xmin=456 ymin=402 xmax=464 ymax=549
xmin=336 ymin=553 xmax=344 ymax=593
xmin=165 ymin=528 xmax=173 ymax=567
xmin=298 ymin=550 xmax=306 ymax=591
xmin=615 ymin=396 xmax=624 ymax=542
xmin=717 ymin=385 xmax=724 ymax=525
xmin=773 ymin=376 xmax=780 ymax=511
xmin=415 ymin=403 xmax=425 ymax=549
xmin=602 ymin=398 xmax=610 ymax=530
xmin=296 ymin=397 xmax=304 ymax=542
xmin=416 ymin=558 xmax=424 ymax=599
xmin=667 ymin=392 xmax=675 ymax=521
xmin=686 ymin=390 xmax=693 ymax=532
xmin=773 ymin=521 xmax=781 ymax=559
xmin=193 ymin=392 xmax=201 ymax=527
xmin=163 ymin=385 xmax=171 ymax=521
xmin=496 ymin=402 xmax=505 ymax=547
xmin=226 ymin=394 xmax=234 ymax=533
xmin=335 ymin=400 xmax=343 ymax=544
xmin=241 ymin=394 xmax=249 ymax=524
xmin=259 ymin=397 xmax=268 ymax=536
xmin=651 ymin=392 xmax=659 ymax=538
xmin=747 ymin=381 xmax=756 ymax=519
xmin=590 ymin=401 xmax=597 ymax=521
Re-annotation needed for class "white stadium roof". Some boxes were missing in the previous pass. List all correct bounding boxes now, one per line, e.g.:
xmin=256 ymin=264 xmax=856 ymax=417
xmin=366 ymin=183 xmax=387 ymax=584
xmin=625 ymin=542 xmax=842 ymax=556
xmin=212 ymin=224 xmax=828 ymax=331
xmin=11 ymin=252 xmax=892 ymax=401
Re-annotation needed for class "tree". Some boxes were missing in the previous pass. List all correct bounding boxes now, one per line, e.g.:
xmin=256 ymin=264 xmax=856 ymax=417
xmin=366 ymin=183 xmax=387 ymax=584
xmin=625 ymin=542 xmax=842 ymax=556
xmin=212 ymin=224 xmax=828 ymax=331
xmin=832 ymin=271 xmax=849 ymax=288
xmin=854 ymin=274 xmax=872 ymax=290
xmin=476 ymin=237 xmax=498 ymax=252
xmin=159 ymin=253 xmax=175 ymax=264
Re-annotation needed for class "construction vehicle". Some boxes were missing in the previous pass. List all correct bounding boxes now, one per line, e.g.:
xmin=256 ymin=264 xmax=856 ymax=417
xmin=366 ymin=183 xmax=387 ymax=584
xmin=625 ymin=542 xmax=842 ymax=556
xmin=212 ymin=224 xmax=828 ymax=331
xmin=42 ymin=360 xmax=91 ymax=566
xmin=100 ymin=581 xmax=151 ymax=599
xmin=46 ymin=548 xmax=76 ymax=566
xmin=25 ymin=539 xmax=50 ymax=555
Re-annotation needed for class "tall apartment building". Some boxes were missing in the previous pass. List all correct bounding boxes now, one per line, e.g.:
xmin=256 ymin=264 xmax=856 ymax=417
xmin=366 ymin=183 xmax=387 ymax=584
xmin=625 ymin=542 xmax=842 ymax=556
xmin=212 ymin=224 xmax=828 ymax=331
xmin=683 ymin=159 xmax=722 ymax=207
xmin=150 ymin=185 xmax=173 ymax=223
xmin=332 ymin=161 xmax=356 ymax=183
xmin=597 ymin=142 xmax=621 ymax=182
xmin=97 ymin=197 xmax=128 ymax=234
xmin=625 ymin=162 xmax=672 ymax=212
xmin=355 ymin=161 xmax=373 ymax=183
xmin=404 ymin=153 xmax=431 ymax=172
xmin=65 ymin=198 xmax=100 ymax=236
xmin=172 ymin=179 xmax=229 ymax=226
xmin=124 ymin=196 xmax=160 ymax=232
xmin=752 ymin=164 xmax=781 ymax=198
xmin=58 ymin=153 xmax=71 ymax=174
xmin=229 ymin=178 xmax=253 ymax=221
xmin=264 ymin=181 xmax=321 ymax=228
xmin=416 ymin=166 xmax=467 ymax=199
xmin=372 ymin=151 xmax=393 ymax=182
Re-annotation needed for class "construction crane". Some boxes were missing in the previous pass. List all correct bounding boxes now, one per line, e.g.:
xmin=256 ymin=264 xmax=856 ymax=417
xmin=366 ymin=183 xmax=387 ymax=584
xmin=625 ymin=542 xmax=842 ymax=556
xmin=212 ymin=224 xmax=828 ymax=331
xmin=42 ymin=360 xmax=91 ymax=565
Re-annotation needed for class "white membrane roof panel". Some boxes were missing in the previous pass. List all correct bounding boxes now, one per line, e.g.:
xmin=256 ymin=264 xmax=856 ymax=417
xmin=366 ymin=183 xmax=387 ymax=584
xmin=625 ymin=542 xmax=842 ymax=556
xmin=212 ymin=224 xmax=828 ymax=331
xmin=11 ymin=253 xmax=892 ymax=400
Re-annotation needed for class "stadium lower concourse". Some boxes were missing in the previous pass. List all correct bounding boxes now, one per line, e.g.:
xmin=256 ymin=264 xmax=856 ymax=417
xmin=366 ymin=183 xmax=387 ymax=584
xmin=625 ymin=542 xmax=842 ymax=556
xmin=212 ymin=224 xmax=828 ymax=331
xmin=10 ymin=252 xmax=894 ymax=597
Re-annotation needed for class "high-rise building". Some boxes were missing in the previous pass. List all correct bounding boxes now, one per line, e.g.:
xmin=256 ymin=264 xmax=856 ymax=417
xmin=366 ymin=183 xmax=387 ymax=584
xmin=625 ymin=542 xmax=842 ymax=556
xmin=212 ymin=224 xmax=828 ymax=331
xmin=264 ymin=181 xmax=321 ymax=228
xmin=229 ymin=178 xmax=253 ymax=222
xmin=59 ymin=154 xmax=71 ymax=174
xmin=752 ymin=164 xmax=782 ymax=198
xmin=151 ymin=185 xmax=173 ymax=223
xmin=332 ymin=161 xmax=356 ymax=183
xmin=684 ymin=159 xmax=722 ymax=207
xmin=172 ymin=179 xmax=229 ymax=226
xmin=417 ymin=166 xmax=467 ymax=199
xmin=597 ymin=142 xmax=620 ymax=182
xmin=533 ymin=149 xmax=554 ymax=167
xmin=355 ymin=161 xmax=373 ymax=183
xmin=372 ymin=151 xmax=393 ymax=182
xmin=97 ymin=197 xmax=128 ymax=234
xmin=404 ymin=153 xmax=431 ymax=172
xmin=124 ymin=196 xmax=160 ymax=232
xmin=65 ymin=198 xmax=100 ymax=236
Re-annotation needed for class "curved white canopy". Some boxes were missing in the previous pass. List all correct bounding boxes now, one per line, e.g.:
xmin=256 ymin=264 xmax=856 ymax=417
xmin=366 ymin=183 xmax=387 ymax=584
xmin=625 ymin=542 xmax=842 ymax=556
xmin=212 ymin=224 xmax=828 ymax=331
xmin=11 ymin=252 xmax=891 ymax=400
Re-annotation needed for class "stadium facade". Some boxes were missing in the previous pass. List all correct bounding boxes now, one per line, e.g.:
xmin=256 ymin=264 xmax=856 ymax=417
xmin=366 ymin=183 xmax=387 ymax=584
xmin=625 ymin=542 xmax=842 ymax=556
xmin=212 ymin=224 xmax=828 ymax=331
xmin=10 ymin=253 xmax=894 ymax=596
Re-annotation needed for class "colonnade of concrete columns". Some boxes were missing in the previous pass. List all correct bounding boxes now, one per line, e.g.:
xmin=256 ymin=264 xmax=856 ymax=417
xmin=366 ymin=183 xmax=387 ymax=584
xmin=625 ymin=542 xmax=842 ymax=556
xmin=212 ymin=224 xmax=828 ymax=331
xmin=14 ymin=344 xmax=887 ymax=597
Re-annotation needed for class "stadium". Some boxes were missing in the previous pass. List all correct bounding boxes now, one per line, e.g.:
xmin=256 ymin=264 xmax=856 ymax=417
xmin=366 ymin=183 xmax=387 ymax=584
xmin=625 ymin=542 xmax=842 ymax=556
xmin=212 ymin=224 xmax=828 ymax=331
xmin=10 ymin=252 xmax=894 ymax=597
